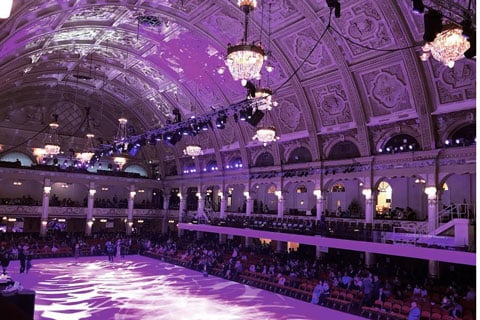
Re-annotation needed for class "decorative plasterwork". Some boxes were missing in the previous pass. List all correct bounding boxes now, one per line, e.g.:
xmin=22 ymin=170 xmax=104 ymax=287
xmin=311 ymin=81 xmax=353 ymax=127
xmin=430 ymin=59 xmax=476 ymax=105
xmin=276 ymin=97 xmax=304 ymax=133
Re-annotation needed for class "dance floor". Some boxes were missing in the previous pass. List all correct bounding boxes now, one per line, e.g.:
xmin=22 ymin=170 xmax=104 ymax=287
xmin=7 ymin=255 xmax=366 ymax=320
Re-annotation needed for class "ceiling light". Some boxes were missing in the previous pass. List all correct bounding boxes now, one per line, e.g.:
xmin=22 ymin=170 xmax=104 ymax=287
xmin=421 ymin=24 xmax=471 ymax=68
xmin=76 ymin=133 xmax=95 ymax=163
xmin=0 ymin=0 xmax=13 ymax=19
xmin=225 ymin=0 xmax=265 ymax=84
xmin=44 ymin=116 xmax=61 ymax=155
xmin=253 ymin=126 xmax=279 ymax=146
xmin=184 ymin=145 xmax=202 ymax=159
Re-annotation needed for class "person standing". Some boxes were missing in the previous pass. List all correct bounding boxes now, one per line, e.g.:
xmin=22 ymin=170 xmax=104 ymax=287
xmin=106 ymin=240 xmax=114 ymax=262
xmin=25 ymin=252 xmax=32 ymax=274
xmin=74 ymin=243 xmax=80 ymax=261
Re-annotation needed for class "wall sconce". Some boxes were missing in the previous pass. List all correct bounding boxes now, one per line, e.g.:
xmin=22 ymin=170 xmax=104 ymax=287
xmin=41 ymin=220 xmax=48 ymax=226
xmin=274 ymin=190 xmax=282 ymax=199
xmin=128 ymin=221 xmax=134 ymax=227
xmin=195 ymin=192 xmax=202 ymax=199
xmin=218 ymin=191 xmax=223 ymax=198
xmin=87 ymin=220 xmax=94 ymax=227
xmin=89 ymin=189 xmax=97 ymax=197
xmin=362 ymin=189 xmax=372 ymax=200
xmin=43 ymin=186 xmax=51 ymax=194
xmin=313 ymin=189 xmax=322 ymax=199
xmin=243 ymin=191 xmax=250 ymax=199
xmin=177 ymin=192 xmax=182 ymax=199
xmin=129 ymin=191 xmax=136 ymax=199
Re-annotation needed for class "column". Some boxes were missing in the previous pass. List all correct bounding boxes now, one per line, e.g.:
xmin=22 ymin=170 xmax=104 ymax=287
xmin=313 ymin=190 xmax=324 ymax=221
xmin=40 ymin=179 xmax=51 ymax=237
xmin=362 ymin=188 xmax=374 ymax=224
xmin=428 ymin=260 xmax=440 ymax=278
xmin=218 ymin=234 xmax=227 ymax=244
xmin=425 ymin=186 xmax=438 ymax=232
xmin=178 ymin=192 xmax=186 ymax=237
xmin=245 ymin=236 xmax=253 ymax=248
xmin=365 ymin=252 xmax=376 ymax=269
xmin=126 ymin=186 xmax=136 ymax=235
xmin=219 ymin=192 xmax=227 ymax=219
xmin=85 ymin=183 xmax=96 ymax=236
xmin=315 ymin=245 xmax=326 ymax=259
xmin=244 ymin=192 xmax=253 ymax=216
xmin=163 ymin=192 xmax=170 ymax=211
xmin=197 ymin=192 xmax=205 ymax=220
xmin=275 ymin=191 xmax=284 ymax=218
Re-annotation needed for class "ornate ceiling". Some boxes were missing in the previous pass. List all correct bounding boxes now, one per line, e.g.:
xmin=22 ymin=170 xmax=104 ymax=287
xmin=0 ymin=0 xmax=476 ymax=172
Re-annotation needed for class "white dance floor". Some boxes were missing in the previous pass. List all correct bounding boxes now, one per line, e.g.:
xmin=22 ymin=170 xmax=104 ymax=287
xmin=7 ymin=255 xmax=365 ymax=320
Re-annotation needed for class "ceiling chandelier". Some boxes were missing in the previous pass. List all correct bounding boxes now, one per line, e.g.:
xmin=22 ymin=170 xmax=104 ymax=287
xmin=0 ymin=0 xmax=13 ymax=19
xmin=421 ymin=24 xmax=471 ymax=68
xmin=183 ymin=144 xmax=202 ymax=159
xmin=76 ymin=133 xmax=95 ymax=163
xmin=44 ymin=116 xmax=61 ymax=155
xmin=225 ymin=0 xmax=265 ymax=86
xmin=255 ymin=87 xmax=278 ymax=111
xmin=253 ymin=126 xmax=279 ymax=147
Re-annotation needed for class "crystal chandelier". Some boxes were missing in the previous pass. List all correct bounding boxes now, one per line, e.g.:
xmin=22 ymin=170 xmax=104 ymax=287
xmin=253 ymin=126 xmax=279 ymax=147
xmin=183 ymin=145 xmax=202 ymax=159
xmin=115 ymin=117 xmax=128 ymax=142
xmin=420 ymin=25 xmax=471 ymax=68
xmin=0 ymin=0 xmax=13 ymax=19
xmin=76 ymin=133 xmax=95 ymax=163
xmin=255 ymin=87 xmax=278 ymax=111
xmin=44 ymin=117 xmax=61 ymax=155
xmin=225 ymin=0 xmax=265 ymax=85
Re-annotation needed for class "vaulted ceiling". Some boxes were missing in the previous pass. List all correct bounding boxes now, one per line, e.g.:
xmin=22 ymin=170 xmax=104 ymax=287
xmin=0 ymin=0 xmax=475 ymax=173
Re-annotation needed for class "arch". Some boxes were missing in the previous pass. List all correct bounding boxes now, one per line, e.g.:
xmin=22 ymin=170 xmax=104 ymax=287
xmin=204 ymin=160 xmax=218 ymax=172
xmin=124 ymin=164 xmax=148 ymax=177
xmin=378 ymin=134 xmax=421 ymax=154
xmin=443 ymin=123 xmax=476 ymax=147
xmin=327 ymin=140 xmax=361 ymax=160
xmin=286 ymin=146 xmax=312 ymax=164
xmin=254 ymin=151 xmax=275 ymax=167
xmin=0 ymin=151 xmax=34 ymax=166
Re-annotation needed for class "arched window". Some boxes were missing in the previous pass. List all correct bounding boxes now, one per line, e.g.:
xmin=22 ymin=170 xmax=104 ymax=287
xmin=444 ymin=124 xmax=476 ymax=147
xmin=287 ymin=147 xmax=312 ymax=164
xmin=376 ymin=181 xmax=392 ymax=213
xmin=296 ymin=185 xmax=307 ymax=193
xmin=331 ymin=183 xmax=345 ymax=192
xmin=227 ymin=157 xmax=243 ymax=169
xmin=379 ymin=134 xmax=420 ymax=154
xmin=204 ymin=160 xmax=218 ymax=172
xmin=327 ymin=141 xmax=361 ymax=160
xmin=255 ymin=152 xmax=274 ymax=167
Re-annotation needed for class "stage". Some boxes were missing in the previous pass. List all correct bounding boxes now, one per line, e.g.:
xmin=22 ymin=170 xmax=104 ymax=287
xmin=7 ymin=255 xmax=365 ymax=320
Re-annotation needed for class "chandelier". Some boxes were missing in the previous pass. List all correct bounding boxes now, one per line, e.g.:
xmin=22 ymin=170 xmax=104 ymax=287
xmin=183 ymin=145 xmax=202 ymax=159
xmin=76 ymin=133 xmax=95 ymax=163
xmin=0 ymin=0 xmax=13 ymax=19
xmin=225 ymin=0 xmax=265 ymax=85
xmin=253 ymin=126 xmax=279 ymax=146
xmin=255 ymin=87 xmax=278 ymax=111
xmin=115 ymin=117 xmax=128 ymax=143
xmin=420 ymin=25 xmax=471 ymax=68
xmin=44 ymin=117 xmax=61 ymax=155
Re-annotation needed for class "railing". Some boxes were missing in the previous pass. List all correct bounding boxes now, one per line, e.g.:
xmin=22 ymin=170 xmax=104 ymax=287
xmin=438 ymin=203 xmax=475 ymax=225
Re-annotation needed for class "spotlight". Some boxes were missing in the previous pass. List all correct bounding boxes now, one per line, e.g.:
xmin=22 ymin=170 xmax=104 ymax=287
xmin=412 ymin=0 xmax=424 ymax=14
xmin=216 ymin=113 xmax=227 ymax=129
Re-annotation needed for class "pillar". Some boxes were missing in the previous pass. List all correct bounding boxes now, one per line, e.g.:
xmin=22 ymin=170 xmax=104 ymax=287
xmin=365 ymin=252 xmax=376 ymax=269
xmin=163 ymin=193 xmax=170 ymax=211
xmin=316 ymin=245 xmax=327 ymax=259
xmin=313 ymin=190 xmax=324 ymax=221
xmin=244 ymin=192 xmax=252 ymax=216
xmin=197 ymin=192 xmax=205 ymax=219
xmin=219 ymin=193 xmax=227 ymax=219
xmin=40 ymin=179 xmax=51 ymax=237
xmin=85 ymin=183 xmax=95 ymax=236
xmin=425 ymin=186 xmax=438 ymax=232
xmin=196 ymin=231 xmax=203 ymax=240
xmin=178 ymin=192 xmax=186 ymax=237
xmin=428 ymin=260 xmax=440 ymax=278
xmin=275 ymin=191 xmax=284 ymax=218
xmin=245 ymin=236 xmax=253 ymax=248
xmin=218 ymin=234 xmax=227 ymax=244
xmin=362 ymin=188 xmax=374 ymax=223
xmin=126 ymin=186 xmax=136 ymax=235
